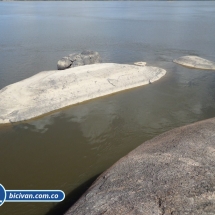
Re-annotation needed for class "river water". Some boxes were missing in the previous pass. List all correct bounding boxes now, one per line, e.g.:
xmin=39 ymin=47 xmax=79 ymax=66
xmin=0 ymin=2 xmax=215 ymax=215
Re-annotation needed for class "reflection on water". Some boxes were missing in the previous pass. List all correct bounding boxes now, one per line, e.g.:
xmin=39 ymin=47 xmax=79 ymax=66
xmin=0 ymin=2 xmax=215 ymax=215
xmin=68 ymin=101 xmax=119 ymax=144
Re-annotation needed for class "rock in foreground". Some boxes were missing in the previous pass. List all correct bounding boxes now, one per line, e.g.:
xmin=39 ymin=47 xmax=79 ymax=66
xmin=57 ymin=50 xmax=102 ymax=70
xmin=65 ymin=117 xmax=215 ymax=215
xmin=0 ymin=63 xmax=166 ymax=124
xmin=173 ymin=56 xmax=215 ymax=70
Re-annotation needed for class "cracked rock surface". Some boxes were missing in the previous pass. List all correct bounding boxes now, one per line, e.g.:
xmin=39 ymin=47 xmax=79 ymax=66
xmin=173 ymin=56 xmax=215 ymax=70
xmin=0 ymin=63 xmax=165 ymax=124
xmin=65 ymin=117 xmax=215 ymax=215
xmin=57 ymin=50 xmax=102 ymax=70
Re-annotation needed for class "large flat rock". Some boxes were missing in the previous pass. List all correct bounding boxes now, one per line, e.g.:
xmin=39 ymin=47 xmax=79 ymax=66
xmin=0 ymin=63 xmax=166 ymax=124
xmin=65 ymin=117 xmax=215 ymax=215
xmin=173 ymin=56 xmax=215 ymax=70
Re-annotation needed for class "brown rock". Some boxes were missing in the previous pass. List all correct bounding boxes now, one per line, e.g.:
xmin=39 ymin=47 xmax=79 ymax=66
xmin=65 ymin=117 xmax=215 ymax=215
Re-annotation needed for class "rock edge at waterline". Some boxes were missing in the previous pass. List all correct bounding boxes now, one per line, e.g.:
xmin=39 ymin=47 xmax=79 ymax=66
xmin=173 ymin=56 xmax=215 ymax=70
xmin=65 ymin=117 xmax=215 ymax=215
xmin=0 ymin=63 xmax=166 ymax=124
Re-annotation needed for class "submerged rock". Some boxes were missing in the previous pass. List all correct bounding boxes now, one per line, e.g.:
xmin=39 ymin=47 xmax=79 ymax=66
xmin=65 ymin=117 xmax=215 ymax=215
xmin=0 ymin=63 xmax=166 ymax=124
xmin=58 ymin=50 xmax=102 ymax=70
xmin=173 ymin=56 xmax=215 ymax=70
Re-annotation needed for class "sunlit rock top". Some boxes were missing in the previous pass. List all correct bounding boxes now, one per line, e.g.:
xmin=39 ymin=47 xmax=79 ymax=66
xmin=0 ymin=63 xmax=166 ymax=124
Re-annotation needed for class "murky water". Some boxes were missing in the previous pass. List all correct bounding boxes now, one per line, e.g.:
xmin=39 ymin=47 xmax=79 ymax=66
xmin=0 ymin=2 xmax=215 ymax=215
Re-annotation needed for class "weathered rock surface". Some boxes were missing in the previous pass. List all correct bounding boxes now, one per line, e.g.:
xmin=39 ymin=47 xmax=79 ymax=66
xmin=57 ymin=57 xmax=72 ymax=70
xmin=0 ymin=63 xmax=166 ymax=124
xmin=65 ymin=117 xmax=215 ymax=215
xmin=173 ymin=56 xmax=215 ymax=70
xmin=57 ymin=50 xmax=102 ymax=70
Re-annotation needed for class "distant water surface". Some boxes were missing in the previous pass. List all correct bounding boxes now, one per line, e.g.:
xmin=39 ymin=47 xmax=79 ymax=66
xmin=0 ymin=2 xmax=215 ymax=215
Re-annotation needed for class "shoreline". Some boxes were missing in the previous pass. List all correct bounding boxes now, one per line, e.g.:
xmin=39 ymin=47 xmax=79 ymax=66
xmin=65 ymin=117 xmax=215 ymax=215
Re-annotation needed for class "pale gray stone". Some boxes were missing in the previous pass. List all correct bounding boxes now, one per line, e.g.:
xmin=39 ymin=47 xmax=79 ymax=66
xmin=81 ymin=50 xmax=95 ymax=55
xmin=173 ymin=56 xmax=215 ymax=70
xmin=71 ymin=55 xmax=84 ymax=67
xmin=58 ymin=50 xmax=102 ymax=70
xmin=57 ymin=57 xmax=72 ymax=70
xmin=68 ymin=53 xmax=78 ymax=62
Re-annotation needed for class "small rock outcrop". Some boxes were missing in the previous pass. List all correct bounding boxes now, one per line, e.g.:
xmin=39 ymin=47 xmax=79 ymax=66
xmin=173 ymin=56 xmax=215 ymax=70
xmin=134 ymin=62 xmax=147 ymax=66
xmin=57 ymin=57 xmax=72 ymax=70
xmin=65 ymin=117 xmax=215 ymax=215
xmin=57 ymin=50 xmax=102 ymax=70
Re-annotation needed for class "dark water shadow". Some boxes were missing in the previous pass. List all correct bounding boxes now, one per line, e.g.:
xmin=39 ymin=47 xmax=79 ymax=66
xmin=45 ymin=173 xmax=101 ymax=215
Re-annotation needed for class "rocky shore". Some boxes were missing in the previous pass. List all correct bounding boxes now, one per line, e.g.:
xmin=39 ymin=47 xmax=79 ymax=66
xmin=57 ymin=50 xmax=102 ymax=70
xmin=65 ymin=117 xmax=215 ymax=215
